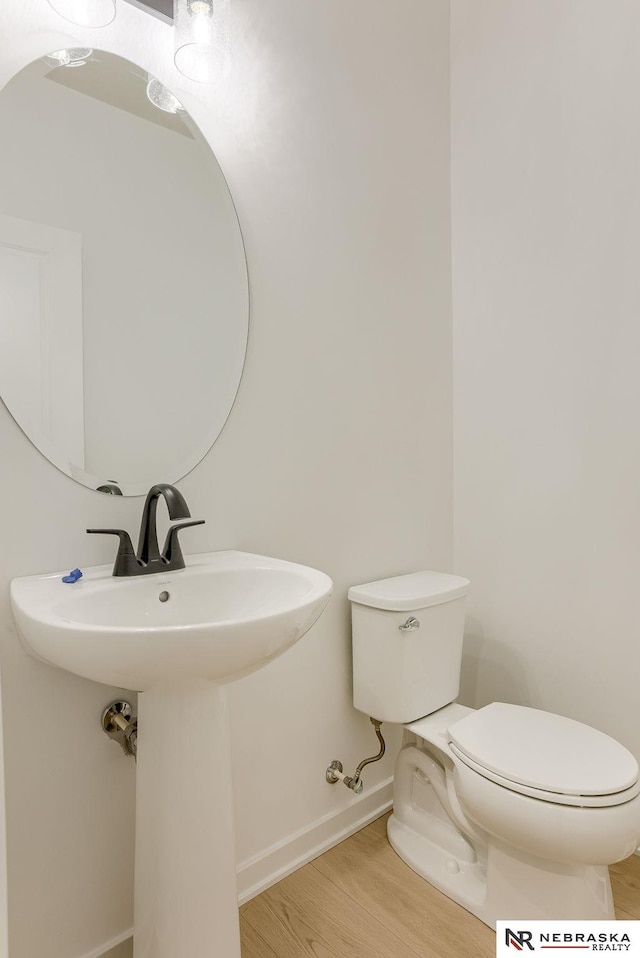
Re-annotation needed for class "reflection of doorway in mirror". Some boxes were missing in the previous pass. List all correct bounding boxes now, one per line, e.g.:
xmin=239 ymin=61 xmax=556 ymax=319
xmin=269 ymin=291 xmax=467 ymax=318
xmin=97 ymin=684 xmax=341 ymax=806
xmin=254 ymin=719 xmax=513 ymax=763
xmin=0 ymin=213 xmax=84 ymax=472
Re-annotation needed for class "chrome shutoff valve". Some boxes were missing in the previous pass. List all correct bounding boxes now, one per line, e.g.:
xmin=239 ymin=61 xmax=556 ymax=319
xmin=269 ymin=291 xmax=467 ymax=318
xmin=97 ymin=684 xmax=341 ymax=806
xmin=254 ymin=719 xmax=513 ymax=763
xmin=102 ymin=701 xmax=138 ymax=758
xmin=325 ymin=718 xmax=385 ymax=794
xmin=326 ymin=761 xmax=364 ymax=794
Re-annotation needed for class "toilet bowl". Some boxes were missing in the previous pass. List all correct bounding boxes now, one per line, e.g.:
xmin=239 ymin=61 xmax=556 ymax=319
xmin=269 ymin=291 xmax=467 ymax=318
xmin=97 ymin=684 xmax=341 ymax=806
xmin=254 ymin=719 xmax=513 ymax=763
xmin=348 ymin=572 xmax=640 ymax=927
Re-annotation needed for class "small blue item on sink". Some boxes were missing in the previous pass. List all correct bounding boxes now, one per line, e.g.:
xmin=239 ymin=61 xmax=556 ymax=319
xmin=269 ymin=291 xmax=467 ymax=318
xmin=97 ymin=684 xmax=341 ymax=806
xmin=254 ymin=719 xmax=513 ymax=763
xmin=62 ymin=568 xmax=83 ymax=584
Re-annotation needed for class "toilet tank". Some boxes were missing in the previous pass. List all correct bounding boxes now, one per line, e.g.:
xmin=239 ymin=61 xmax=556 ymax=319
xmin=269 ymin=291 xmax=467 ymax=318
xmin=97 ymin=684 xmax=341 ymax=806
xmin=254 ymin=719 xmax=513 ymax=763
xmin=348 ymin=571 xmax=471 ymax=724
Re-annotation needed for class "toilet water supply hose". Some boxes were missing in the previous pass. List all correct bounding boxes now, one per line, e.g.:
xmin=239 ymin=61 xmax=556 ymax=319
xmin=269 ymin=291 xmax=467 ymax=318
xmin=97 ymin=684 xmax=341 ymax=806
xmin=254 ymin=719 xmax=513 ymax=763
xmin=326 ymin=718 xmax=386 ymax=794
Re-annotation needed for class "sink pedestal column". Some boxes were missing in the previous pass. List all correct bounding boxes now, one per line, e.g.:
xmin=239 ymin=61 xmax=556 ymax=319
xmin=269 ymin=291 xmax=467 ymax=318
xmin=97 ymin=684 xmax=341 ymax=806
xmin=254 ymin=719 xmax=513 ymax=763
xmin=133 ymin=681 xmax=241 ymax=958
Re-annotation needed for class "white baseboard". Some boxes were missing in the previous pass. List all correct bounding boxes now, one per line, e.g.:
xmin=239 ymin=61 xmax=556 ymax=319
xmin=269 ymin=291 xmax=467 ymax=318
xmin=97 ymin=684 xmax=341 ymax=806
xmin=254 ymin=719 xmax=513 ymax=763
xmin=236 ymin=776 xmax=393 ymax=904
xmin=76 ymin=928 xmax=133 ymax=958
xmin=77 ymin=779 xmax=393 ymax=956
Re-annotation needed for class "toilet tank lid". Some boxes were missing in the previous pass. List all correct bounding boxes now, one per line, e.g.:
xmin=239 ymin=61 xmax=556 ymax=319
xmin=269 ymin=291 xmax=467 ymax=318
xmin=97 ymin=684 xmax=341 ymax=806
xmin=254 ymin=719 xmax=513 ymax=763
xmin=348 ymin=571 xmax=470 ymax=611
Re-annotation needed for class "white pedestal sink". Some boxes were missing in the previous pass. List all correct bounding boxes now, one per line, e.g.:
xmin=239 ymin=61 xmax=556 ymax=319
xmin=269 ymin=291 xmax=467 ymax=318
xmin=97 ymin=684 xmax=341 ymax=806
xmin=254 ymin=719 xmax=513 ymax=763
xmin=10 ymin=551 xmax=333 ymax=958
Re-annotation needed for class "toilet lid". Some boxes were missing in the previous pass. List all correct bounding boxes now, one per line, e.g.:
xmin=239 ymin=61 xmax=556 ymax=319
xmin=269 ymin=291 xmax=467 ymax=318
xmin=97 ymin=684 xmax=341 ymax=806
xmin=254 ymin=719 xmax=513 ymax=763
xmin=448 ymin=703 xmax=639 ymax=799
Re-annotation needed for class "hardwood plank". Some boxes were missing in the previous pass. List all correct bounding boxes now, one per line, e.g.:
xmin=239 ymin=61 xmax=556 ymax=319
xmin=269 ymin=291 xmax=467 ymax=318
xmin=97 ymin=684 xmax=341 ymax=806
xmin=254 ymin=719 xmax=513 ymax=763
xmin=241 ymin=814 xmax=640 ymax=958
xmin=241 ymin=856 xmax=424 ymax=958
xmin=240 ymin=915 xmax=281 ymax=958
xmin=614 ymin=906 xmax=638 ymax=921
xmin=312 ymin=814 xmax=494 ymax=958
xmin=610 ymin=854 xmax=640 ymax=919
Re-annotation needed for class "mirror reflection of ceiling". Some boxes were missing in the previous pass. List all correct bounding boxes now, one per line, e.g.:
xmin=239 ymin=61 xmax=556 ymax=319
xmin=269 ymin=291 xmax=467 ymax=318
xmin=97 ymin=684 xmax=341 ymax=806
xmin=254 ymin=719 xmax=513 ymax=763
xmin=0 ymin=51 xmax=249 ymax=496
xmin=47 ymin=51 xmax=191 ymax=137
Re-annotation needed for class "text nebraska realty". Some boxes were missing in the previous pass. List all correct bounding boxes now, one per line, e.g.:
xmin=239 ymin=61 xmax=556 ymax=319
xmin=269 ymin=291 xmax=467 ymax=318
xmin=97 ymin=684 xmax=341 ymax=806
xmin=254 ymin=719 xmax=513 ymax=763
xmin=506 ymin=929 xmax=633 ymax=951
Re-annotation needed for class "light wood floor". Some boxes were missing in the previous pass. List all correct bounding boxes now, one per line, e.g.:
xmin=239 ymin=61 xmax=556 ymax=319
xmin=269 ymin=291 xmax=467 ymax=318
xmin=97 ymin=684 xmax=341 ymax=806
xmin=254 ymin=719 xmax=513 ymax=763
xmin=240 ymin=812 xmax=640 ymax=958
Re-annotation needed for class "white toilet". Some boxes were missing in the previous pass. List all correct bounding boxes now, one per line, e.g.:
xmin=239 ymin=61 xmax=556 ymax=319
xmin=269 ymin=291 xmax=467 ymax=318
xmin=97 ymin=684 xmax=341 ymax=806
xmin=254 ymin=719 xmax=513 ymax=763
xmin=348 ymin=571 xmax=640 ymax=927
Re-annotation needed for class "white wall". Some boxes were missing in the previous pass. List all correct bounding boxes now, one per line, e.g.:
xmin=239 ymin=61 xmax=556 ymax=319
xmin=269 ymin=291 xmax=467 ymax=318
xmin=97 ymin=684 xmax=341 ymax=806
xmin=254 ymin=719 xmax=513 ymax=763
xmin=452 ymin=1 xmax=640 ymax=758
xmin=0 ymin=1 xmax=452 ymax=955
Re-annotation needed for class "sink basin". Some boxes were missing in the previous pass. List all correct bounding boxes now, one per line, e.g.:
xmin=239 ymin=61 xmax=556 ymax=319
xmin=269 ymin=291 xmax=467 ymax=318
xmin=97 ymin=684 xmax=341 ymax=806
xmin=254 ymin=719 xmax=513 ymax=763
xmin=10 ymin=550 xmax=333 ymax=689
xmin=11 ymin=548 xmax=333 ymax=958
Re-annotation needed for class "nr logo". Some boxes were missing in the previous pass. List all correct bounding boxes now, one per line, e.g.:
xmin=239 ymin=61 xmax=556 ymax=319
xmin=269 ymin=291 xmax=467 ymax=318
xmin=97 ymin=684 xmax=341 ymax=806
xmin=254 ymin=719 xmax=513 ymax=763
xmin=505 ymin=928 xmax=535 ymax=951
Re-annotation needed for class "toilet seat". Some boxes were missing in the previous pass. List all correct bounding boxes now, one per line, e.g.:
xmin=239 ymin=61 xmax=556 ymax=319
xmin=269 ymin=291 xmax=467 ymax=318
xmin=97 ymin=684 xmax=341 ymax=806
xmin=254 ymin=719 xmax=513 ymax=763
xmin=447 ymin=703 xmax=640 ymax=808
xmin=449 ymin=744 xmax=640 ymax=807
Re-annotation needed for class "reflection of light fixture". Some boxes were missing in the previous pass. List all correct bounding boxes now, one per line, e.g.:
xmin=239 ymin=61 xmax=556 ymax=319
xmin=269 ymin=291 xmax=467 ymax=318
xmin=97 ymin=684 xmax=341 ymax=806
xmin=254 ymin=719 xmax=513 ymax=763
xmin=146 ymin=76 xmax=185 ymax=114
xmin=45 ymin=48 xmax=94 ymax=68
xmin=174 ymin=0 xmax=230 ymax=83
xmin=46 ymin=0 xmax=116 ymax=27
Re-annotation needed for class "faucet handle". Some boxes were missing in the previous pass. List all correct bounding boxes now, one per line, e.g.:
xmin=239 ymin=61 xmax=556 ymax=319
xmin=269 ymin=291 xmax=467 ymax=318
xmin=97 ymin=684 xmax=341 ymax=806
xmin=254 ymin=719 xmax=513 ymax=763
xmin=86 ymin=528 xmax=135 ymax=550
xmin=86 ymin=529 xmax=139 ymax=577
xmin=161 ymin=520 xmax=205 ymax=568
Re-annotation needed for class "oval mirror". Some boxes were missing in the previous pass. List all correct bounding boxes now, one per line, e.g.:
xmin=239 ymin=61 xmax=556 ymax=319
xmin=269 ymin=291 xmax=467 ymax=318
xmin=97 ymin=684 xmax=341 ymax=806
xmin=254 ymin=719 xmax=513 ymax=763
xmin=0 ymin=50 xmax=248 ymax=496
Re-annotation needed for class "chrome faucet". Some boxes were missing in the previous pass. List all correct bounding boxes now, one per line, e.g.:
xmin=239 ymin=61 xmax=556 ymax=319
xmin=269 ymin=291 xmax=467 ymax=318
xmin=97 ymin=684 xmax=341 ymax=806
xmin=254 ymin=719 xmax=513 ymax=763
xmin=87 ymin=483 xmax=204 ymax=576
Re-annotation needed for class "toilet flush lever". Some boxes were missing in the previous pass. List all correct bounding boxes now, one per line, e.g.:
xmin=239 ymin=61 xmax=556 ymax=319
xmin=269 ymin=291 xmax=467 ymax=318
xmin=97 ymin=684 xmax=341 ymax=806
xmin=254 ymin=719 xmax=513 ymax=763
xmin=399 ymin=616 xmax=420 ymax=632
